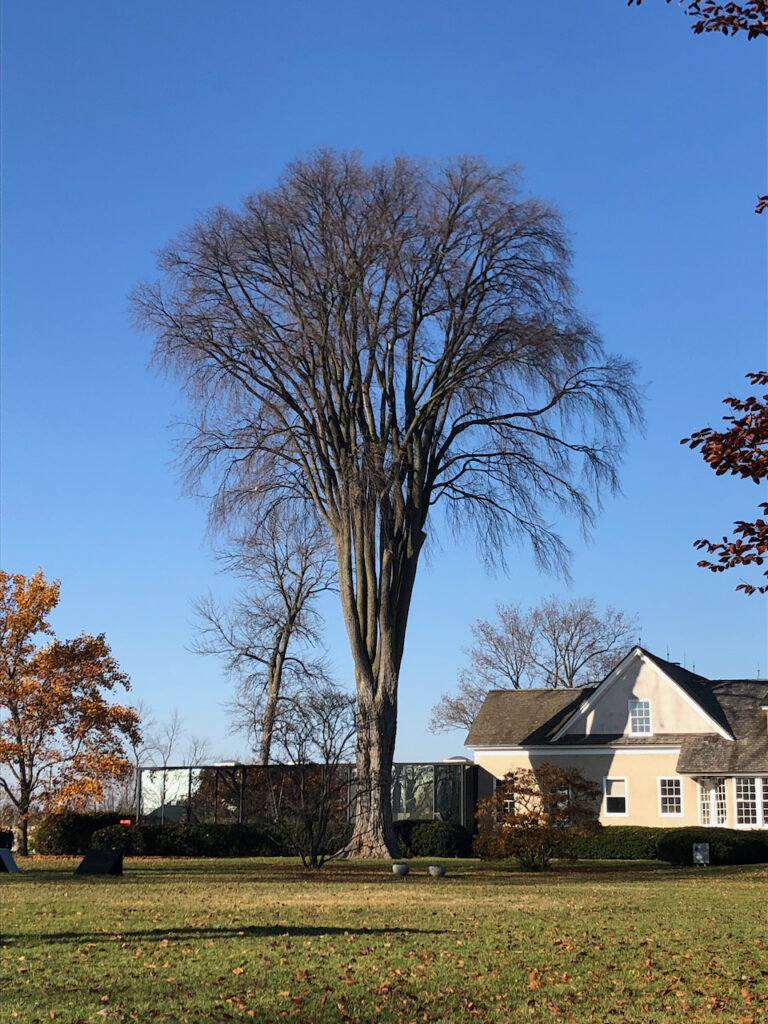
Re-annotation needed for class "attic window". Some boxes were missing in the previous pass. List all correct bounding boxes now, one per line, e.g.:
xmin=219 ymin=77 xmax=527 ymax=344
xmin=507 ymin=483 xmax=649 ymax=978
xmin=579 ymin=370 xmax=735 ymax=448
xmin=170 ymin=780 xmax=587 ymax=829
xmin=628 ymin=699 xmax=652 ymax=736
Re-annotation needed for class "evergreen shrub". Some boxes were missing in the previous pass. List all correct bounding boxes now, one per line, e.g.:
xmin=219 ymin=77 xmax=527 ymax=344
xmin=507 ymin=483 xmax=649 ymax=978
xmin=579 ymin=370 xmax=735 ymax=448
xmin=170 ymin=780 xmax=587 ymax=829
xmin=91 ymin=819 xmax=472 ymax=858
xmin=656 ymin=827 xmax=768 ymax=865
xmin=33 ymin=812 xmax=124 ymax=855
xmin=91 ymin=821 xmax=355 ymax=858
xmin=571 ymin=825 xmax=669 ymax=860
xmin=394 ymin=819 xmax=473 ymax=858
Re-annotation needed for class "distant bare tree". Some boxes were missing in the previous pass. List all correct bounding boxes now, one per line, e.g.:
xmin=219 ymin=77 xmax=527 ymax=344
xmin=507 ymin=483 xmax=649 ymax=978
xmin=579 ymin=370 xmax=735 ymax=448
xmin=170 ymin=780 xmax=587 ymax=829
xmin=430 ymin=596 xmax=638 ymax=732
xmin=183 ymin=734 xmax=213 ymax=767
xmin=532 ymin=596 xmax=638 ymax=687
xmin=133 ymin=152 xmax=641 ymax=856
xmin=150 ymin=708 xmax=185 ymax=767
xmin=429 ymin=605 xmax=536 ymax=732
xmin=267 ymin=684 xmax=357 ymax=868
xmin=193 ymin=511 xmax=336 ymax=764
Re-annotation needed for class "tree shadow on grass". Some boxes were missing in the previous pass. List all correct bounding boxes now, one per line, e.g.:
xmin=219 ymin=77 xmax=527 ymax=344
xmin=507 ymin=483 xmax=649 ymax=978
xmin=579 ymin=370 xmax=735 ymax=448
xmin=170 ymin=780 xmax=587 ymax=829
xmin=7 ymin=923 xmax=444 ymax=945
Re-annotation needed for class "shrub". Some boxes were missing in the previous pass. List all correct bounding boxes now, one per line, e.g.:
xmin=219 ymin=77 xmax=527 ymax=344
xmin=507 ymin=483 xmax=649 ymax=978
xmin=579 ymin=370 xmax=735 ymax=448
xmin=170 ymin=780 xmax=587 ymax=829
xmin=33 ymin=812 xmax=124 ymax=855
xmin=0 ymin=827 xmax=13 ymax=850
xmin=474 ymin=764 xmax=601 ymax=871
xmin=656 ymin=827 xmax=768 ymax=866
xmin=571 ymin=825 xmax=669 ymax=860
xmin=91 ymin=821 xmax=355 ymax=858
xmin=392 ymin=820 xmax=473 ymax=858
xmin=409 ymin=821 xmax=473 ymax=858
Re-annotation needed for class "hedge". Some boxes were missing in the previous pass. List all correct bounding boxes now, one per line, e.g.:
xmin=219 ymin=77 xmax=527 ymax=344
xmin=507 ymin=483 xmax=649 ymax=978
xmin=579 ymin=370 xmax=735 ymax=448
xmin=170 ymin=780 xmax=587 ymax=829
xmin=571 ymin=826 xmax=670 ymax=860
xmin=656 ymin=827 xmax=768 ymax=866
xmin=90 ymin=818 xmax=474 ymax=858
xmin=33 ymin=812 xmax=125 ymax=855
xmin=92 ymin=822 xmax=316 ymax=857
xmin=571 ymin=825 xmax=768 ymax=864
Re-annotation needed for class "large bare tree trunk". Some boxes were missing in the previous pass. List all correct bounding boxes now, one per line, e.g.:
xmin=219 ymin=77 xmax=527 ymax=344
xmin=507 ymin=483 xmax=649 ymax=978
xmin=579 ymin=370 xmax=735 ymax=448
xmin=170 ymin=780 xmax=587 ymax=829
xmin=348 ymin=669 xmax=399 ymax=857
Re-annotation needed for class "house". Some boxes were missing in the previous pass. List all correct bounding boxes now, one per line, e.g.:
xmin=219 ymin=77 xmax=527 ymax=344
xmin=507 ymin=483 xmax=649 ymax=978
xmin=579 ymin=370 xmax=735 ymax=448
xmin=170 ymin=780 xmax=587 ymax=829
xmin=465 ymin=646 xmax=768 ymax=829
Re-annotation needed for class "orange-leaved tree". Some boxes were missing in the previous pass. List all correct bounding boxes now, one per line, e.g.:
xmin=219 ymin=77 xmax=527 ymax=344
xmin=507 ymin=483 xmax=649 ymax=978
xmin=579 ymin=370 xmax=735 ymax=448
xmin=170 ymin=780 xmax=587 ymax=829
xmin=0 ymin=569 xmax=141 ymax=854
xmin=474 ymin=763 xmax=601 ymax=871
xmin=683 ymin=372 xmax=768 ymax=593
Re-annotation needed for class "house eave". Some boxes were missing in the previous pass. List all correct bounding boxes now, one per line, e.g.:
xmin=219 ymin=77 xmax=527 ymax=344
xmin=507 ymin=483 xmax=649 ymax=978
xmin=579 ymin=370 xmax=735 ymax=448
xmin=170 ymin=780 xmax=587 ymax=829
xmin=471 ymin=744 xmax=682 ymax=756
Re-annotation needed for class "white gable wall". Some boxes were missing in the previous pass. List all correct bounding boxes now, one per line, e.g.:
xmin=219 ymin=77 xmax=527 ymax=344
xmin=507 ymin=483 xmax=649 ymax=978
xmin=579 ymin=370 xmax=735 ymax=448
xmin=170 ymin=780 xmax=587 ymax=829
xmin=561 ymin=651 xmax=723 ymax=738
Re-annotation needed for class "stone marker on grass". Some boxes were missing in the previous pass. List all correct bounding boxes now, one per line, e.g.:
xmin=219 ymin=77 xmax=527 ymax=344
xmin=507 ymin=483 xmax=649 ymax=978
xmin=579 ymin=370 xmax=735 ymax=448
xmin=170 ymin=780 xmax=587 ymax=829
xmin=74 ymin=850 xmax=123 ymax=876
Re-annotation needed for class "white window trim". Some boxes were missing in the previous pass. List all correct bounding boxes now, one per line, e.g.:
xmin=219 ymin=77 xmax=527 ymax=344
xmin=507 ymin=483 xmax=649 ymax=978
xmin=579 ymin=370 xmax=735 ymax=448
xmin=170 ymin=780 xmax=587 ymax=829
xmin=733 ymin=776 xmax=767 ymax=828
xmin=628 ymin=698 xmax=653 ymax=737
xmin=603 ymin=776 xmax=628 ymax=818
xmin=658 ymin=776 xmax=684 ymax=818
xmin=698 ymin=777 xmax=728 ymax=826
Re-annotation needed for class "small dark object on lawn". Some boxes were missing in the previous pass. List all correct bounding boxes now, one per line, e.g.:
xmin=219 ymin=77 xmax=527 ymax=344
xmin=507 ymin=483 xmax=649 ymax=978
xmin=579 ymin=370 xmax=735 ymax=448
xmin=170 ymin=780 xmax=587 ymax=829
xmin=0 ymin=849 xmax=19 ymax=872
xmin=75 ymin=850 xmax=123 ymax=876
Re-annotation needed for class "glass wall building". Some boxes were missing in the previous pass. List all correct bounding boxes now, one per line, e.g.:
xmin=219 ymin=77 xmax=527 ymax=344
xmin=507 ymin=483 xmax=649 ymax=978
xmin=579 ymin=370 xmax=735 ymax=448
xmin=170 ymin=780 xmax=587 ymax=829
xmin=137 ymin=761 xmax=493 ymax=830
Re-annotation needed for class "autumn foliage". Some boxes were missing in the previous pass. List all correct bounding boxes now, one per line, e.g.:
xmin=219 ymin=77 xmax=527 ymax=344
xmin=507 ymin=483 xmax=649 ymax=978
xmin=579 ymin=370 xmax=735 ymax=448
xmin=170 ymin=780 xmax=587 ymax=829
xmin=628 ymin=1 xmax=768 ymax=39
xmin=474 ymin=763 xmax=601 ymax=871
xmin=683 ymin=372 xmax=768 ymax=593
xmin=0 ymin=569 xmax=140 ymax=853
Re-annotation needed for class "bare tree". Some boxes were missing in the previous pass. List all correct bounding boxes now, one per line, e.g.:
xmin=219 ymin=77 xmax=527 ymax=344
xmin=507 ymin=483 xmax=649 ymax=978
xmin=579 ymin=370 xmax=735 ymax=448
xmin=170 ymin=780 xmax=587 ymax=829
xmin=133 ymin=152 xmax=641 ymax=856
xmin=532 ymin=596 xmax=638 ymax=687
xmin=150 ymin=708 xmax=185 ymax=768
xmin=430 ymin=596 xmax=638 ymax=732
xmin=429 ymin=604 xmax=536 ymax=731
xmin=266 ymin=684 xmax=356 ymax=868
xmin=193 ymin=511 xmax=336 ymax=763
xmin=183 ymin=734 xmax=213 ymax=767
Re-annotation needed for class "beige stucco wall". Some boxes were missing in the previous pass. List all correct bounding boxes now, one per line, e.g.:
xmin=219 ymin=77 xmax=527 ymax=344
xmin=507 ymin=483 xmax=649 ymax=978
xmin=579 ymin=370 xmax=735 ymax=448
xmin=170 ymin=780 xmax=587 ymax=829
xmin=474 ymin=748 xmax=705 ymax=826
xmin=562 ymin=656 xmax=720 ymax=737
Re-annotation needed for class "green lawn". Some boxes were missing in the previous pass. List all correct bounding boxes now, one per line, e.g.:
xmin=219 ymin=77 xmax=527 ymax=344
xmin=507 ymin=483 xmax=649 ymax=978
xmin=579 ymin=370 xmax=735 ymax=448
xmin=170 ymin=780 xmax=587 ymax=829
xmin=2 ymin=857 xmax=766 ymax=1023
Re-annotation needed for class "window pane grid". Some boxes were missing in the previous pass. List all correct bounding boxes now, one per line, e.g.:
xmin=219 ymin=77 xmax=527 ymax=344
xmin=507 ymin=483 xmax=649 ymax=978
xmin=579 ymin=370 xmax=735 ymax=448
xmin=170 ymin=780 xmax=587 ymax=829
xmin=714 ymin=779 xmax=727 ymax=825
xmin=659 ymin=778 xmax=682 ymax=815
xmin=736 ymin=778 xmax=758 ymax=825
xmin=629 ymin=699 xmax=651 ymax=735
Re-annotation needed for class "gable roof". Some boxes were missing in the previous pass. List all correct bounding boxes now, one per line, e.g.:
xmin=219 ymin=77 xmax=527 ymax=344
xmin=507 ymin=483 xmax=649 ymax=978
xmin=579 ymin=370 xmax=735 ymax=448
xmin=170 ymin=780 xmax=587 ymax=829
xmin=677 ymin=680 xmax=768 ymax=773
xmin=638 ymin=649 xmax=733 ymax=735
xmin=549 ymin=646 xmax=735 ymax=742
xmin=465 ymin=647 xmax=768 ymax=773
xmin=465 ymin=686 xmax=595 ymax=747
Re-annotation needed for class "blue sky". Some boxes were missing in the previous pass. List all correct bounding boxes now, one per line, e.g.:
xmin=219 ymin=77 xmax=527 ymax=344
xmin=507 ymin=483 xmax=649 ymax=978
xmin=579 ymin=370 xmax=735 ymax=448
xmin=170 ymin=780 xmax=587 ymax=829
xmin=1 ymin=1 xmax=766 ymax=763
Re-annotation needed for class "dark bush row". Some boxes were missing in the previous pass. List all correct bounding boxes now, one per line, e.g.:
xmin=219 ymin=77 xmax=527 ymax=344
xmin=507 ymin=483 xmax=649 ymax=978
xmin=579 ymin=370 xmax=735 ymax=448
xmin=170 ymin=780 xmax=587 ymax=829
xmin=657 ymin=827 xmax=768 ymax=865
xmin=0 ymin=827 xmax=13 ymax=850
xmin=33 ymin=812 xmax=126 ymax=855
xmin=394 ymin=820 xmax=474 ymax=858
xmin=571 ymin=825 xmax=768 ymax=865
xmin=90 ymin=818 xmax=474 ymax=859
xmin=571 ymin=826 xmax=670 ymax=860
xmin=91 ymin=821 xmax=351 ymax=857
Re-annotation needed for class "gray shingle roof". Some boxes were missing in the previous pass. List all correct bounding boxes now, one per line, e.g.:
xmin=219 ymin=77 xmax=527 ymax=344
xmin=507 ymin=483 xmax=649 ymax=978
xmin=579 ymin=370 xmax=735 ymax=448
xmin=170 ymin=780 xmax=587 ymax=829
xmin=465 ymin=650 xmax=768 ymax=774
xmin=465 ymin=687 xmax=594 ymax=747
xmin=676 ymin=680 xmax=768 ymax=773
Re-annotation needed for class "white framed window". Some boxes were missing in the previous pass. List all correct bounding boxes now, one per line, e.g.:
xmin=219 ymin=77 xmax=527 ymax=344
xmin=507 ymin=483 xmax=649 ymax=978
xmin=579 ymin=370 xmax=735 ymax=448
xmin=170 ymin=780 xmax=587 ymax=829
xmin=628 ymin=698 xmax=652 ymax=735
xmin=658 ymin=777 xmax=683 ymax=816
xmin=603 ymin=777 xmax=627 ymax=816
xmin=734 ymin=778 xmax=768 ymax=826
xmin=698 ymin=778 xmax=727 ymax=825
